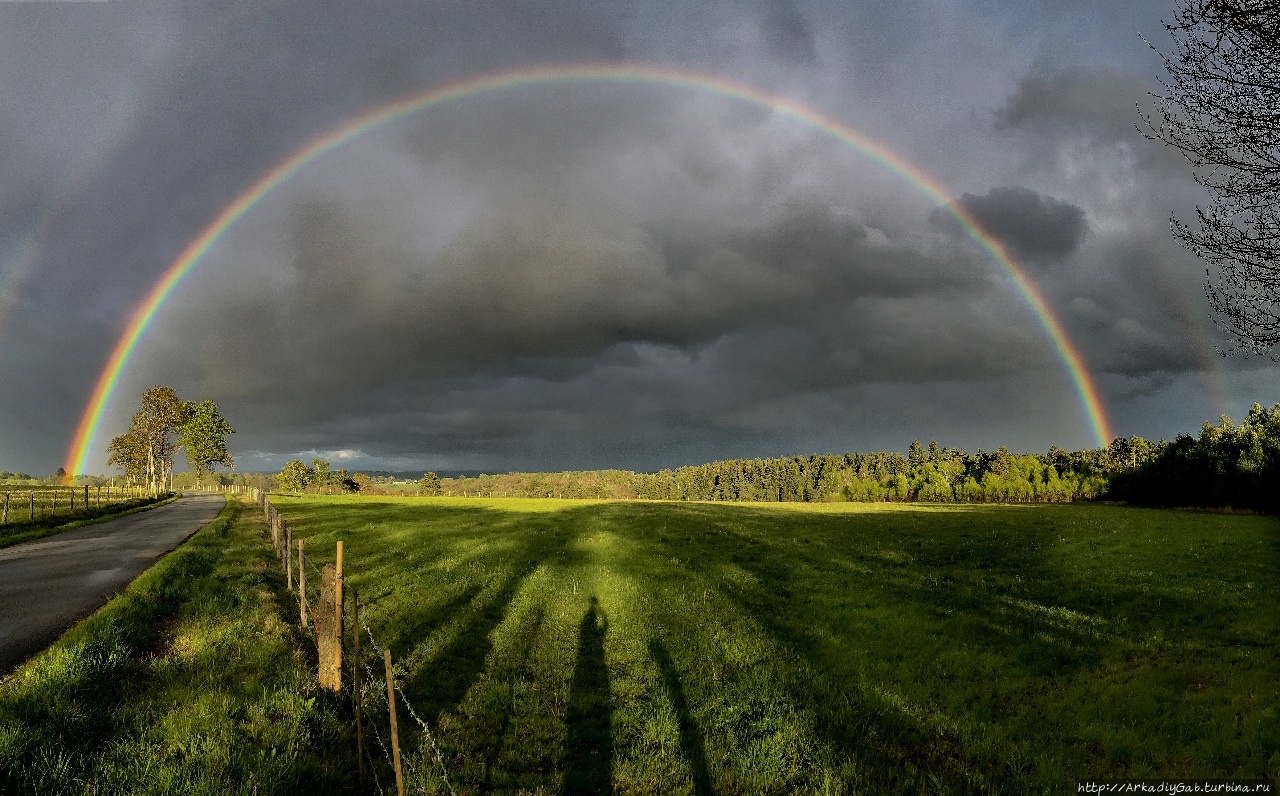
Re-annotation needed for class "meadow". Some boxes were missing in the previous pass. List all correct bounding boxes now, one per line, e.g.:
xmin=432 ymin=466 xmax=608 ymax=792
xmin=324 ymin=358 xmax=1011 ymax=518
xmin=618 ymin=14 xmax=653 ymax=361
xmin=271 ymin=495 xmax=1279 ymax=793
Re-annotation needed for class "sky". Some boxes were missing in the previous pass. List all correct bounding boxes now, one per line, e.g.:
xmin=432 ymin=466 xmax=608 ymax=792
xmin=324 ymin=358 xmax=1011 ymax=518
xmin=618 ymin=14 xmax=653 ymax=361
xmin=0 ymin=0 xmax=1275 ymax=477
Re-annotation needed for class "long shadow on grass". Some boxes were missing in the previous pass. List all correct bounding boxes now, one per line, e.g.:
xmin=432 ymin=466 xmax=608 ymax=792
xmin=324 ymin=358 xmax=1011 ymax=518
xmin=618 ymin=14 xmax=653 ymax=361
xmin=650 ymin=639 xmax=712 ymax=796
xmin=398 ymin=511 xmax=586 ymax=730
xmin=564 ymin=597 xmax=611 ymax=795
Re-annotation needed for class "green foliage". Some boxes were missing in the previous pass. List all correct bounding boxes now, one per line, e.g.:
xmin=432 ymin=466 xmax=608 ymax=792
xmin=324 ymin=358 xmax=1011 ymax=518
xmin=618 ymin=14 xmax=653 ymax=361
xmin=417 ymin=471 xmax=441 ymax=495
xmin=310 ymin=459 xmax=330 ymax=493
xmin=433 ymin=444 xmax=1115 ymax=504
xmin=0 ymin=498 xmax=354 ymax=793
xmin=277 ymin=460 xmax=309 ymax=493
xmin=179 ymin=399 xmax=235 ymax=486
xmin=271 ymin=495 xmax=1280 ymax=791
xmin=106 ymin=427 xmax=147 ymax=487
xmin=1110 ymin=403 xmax=1280 ymax=510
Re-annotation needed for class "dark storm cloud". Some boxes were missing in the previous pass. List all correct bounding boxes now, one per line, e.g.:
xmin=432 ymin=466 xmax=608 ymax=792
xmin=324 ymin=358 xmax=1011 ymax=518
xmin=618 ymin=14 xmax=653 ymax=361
xmin=761 ymin=0 xmax=819 ymax=65
xmin=176 ymin=190 xmax=994 ymax=419
xmin=3 ymin=0 xmax=1269 ymax=475
xmin=935 ymin=186 xmax=1089 ymax=265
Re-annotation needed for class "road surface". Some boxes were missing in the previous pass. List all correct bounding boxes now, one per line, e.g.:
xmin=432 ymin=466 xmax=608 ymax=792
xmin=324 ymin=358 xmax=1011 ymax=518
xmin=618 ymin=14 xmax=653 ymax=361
xmin=0 ymin=492 xmax=225 ymax=675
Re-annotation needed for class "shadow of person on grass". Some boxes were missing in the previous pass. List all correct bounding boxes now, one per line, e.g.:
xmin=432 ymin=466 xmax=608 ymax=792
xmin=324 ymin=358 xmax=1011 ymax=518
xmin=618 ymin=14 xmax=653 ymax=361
xmin=650 ymin=638 xmax=713 ymax=796
xmin=563 ymin=596 xmax=612 ymax=795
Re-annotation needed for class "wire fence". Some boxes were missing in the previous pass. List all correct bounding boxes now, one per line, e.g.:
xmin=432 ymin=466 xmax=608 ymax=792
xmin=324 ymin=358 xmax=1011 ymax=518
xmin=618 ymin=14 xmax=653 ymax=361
xmin=0 ymin=485 xmax=153 ymax=529
xmin=252 ymin=488 xmax=456 ymax=796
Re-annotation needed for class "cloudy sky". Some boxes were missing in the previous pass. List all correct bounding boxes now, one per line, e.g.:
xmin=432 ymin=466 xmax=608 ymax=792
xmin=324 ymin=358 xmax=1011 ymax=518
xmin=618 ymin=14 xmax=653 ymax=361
xmin=1 ymin=0 xmax=1275 ymax=477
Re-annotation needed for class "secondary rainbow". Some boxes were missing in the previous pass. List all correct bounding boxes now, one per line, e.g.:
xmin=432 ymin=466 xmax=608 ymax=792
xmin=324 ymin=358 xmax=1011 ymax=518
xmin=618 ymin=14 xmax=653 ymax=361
xmin=66 ymin=63 xmax=1114 ymax=475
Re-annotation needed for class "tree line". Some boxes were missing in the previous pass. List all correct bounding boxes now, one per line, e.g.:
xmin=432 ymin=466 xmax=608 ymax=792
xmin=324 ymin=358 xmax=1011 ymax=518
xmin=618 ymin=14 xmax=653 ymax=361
xmin=1109 ymin=403 xmax=1280 ymax=512
xmin=421 ymin=439 xmax=1155 ymax=503
xmin=91 ymin=390 xmax=1277 ymax=511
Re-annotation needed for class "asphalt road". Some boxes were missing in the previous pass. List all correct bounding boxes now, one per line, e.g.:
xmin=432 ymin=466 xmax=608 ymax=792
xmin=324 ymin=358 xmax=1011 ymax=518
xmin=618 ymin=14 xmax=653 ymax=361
xmin=0 ymin=492 xmax=225 ymax=675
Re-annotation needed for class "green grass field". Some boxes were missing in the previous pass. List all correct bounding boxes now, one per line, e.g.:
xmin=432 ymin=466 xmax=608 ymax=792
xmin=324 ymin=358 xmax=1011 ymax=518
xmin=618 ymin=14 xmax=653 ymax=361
xmin=270 ymin=495 xmax=1279 ymax=794
xmin=0 ymin=497 xmax=356 ymax=795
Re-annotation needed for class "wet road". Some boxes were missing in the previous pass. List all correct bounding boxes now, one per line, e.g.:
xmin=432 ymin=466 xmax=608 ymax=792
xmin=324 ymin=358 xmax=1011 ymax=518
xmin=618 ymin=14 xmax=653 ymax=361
xmin=0 ymin=492 xmax=225 ymax=675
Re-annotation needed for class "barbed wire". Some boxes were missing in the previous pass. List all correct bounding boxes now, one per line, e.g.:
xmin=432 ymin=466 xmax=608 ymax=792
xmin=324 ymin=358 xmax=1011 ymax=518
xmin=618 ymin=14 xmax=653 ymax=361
xmin=255 ymin=490 xmax=459 ymax=796
xmin=358 ymin=618 xmax=456 ymax=796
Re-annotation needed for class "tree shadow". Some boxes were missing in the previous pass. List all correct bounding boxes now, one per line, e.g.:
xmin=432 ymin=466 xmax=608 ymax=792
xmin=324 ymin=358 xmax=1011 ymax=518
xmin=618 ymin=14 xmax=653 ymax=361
xmin=563 ymin=596 xmax=612 ymax=795
xmin=649 ymin=639 xmax=712 ymax=796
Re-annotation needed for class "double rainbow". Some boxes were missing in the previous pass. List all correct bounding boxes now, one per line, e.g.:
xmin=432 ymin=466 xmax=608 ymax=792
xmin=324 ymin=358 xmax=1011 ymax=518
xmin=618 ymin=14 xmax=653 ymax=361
xmin=66 ymin=63 xmax=1113 ymax=476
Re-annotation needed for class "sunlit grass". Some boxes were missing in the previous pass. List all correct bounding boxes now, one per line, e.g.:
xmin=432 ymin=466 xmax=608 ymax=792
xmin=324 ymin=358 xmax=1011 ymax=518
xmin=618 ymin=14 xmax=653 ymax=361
xmin=273 ymin=494 xmax=1280 ymax=794
xmin=0 ymin=497 xmax=356 ymax=795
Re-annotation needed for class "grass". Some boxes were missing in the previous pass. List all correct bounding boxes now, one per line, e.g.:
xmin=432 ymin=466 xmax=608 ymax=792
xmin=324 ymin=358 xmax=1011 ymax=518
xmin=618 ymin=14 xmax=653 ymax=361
xmin=0 ymin=493 xmax=179 ymax=549
xmin=0 ymin=496 xmax=357 ymax=795
xmin=269 ymin=495 xmax=1278 ymax=794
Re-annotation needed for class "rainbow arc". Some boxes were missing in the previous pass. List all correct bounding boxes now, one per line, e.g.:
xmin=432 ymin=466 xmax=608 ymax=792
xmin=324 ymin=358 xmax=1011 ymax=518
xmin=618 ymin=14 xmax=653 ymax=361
xmin=66 ymin=63 xmax=1114 ymax=476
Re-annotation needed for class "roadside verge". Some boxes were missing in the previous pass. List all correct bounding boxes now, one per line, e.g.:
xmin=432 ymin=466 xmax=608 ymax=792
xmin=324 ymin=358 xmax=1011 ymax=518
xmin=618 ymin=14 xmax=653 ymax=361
xmin=0 ymin=496 xmax=354 ymax=794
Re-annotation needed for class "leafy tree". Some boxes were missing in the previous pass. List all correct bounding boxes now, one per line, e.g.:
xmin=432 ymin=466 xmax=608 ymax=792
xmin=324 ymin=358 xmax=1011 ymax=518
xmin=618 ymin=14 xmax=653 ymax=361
xmin=311 ymin=459 xmax=331 ymax=494
xmin=1143 ymin=1 xmax=1280 ymax=354
xmin=134 ymin=386 xmax=190 ymax=496
xmin=352 ymin=473 xmax=373 ymax=492
xmin=339 ymin=477 xmax=360 ymax=494
xmin=279 ymin=460 xmax=310 ymax=493
xmin=418 ymin=472 xmax=441 ymax=496
xmin=107 ymin=427 xmax=148 ymax=487
xmin=180 ymin=399 xmax=235 ymax=488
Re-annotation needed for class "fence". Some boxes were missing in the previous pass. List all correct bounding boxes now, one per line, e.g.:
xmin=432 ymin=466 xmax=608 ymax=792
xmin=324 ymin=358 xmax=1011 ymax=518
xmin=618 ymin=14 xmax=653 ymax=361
xmin=0 ymin=485 xmax=151 ymax=527
xmin=251 ymin=488 xmax=455 ymax=796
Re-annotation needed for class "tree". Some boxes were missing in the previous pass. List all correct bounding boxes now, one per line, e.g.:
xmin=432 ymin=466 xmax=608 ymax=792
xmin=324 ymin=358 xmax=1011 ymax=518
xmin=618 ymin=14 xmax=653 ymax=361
xmin=312 ymin=459 xmax=331 ymax=494
xmin=131 ymin=386 xmax=189 ymax=496
xmin=1143 ymin=1 xmax=1280 ymax=355
xmin=180 ymin=399 xmax=235 ymax=488
xmin=107 ymin=428 xmax=147 ymax=486
xmin=279 ymin=460 xmax=310 ymax=493
xmin=418 ymin=472 xmax=441 ymax=496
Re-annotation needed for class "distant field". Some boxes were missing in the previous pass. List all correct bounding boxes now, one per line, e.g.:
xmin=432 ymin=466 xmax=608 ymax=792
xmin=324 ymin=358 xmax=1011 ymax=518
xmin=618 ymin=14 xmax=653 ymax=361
xmin=272 ymin=495 xmax=1278 ymax=794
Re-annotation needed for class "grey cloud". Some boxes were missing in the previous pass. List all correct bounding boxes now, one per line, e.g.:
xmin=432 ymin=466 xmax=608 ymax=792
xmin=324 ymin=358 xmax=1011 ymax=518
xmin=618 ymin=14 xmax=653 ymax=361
xmin=996 ymin=68 xmax=1152 ymax=135
xmin=936 ymin=186 xmax=1089 ymax=265
xmin=762 ymin=0 xmax=819 ymax=65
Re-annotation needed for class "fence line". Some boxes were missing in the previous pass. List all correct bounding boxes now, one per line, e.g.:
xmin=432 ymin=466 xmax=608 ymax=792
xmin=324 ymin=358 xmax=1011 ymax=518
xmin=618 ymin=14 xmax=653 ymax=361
xmin=250 ymin=488 xmax=457 ymax=795
xmin=0 ymin=485 xmax=155 ymax=528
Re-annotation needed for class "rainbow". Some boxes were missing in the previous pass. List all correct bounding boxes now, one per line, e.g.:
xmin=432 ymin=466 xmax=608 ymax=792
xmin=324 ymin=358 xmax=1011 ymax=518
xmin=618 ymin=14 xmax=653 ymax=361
xmin=66 ymin=63 xmax=1115 ymax=476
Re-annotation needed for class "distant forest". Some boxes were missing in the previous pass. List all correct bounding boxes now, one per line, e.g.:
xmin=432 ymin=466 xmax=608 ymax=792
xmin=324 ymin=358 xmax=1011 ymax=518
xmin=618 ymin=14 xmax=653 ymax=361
xmin=432 ymin=403 xmax=1280 ymax=510
xmin=96 ymin=403 xmax=1277 ymax=512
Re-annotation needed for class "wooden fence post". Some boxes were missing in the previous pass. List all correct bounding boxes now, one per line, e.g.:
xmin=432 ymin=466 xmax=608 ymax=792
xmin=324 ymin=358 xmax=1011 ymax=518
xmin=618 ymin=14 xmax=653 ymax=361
xmin=51 ymin=490 xmax=56 ymax=517
xmin=286 ymin=526 xmax=293 ymax=591
xmin=384 ymin=648 xmax=405 ymax=796
xmin=352 ymin=588 xmax=364 ymax=785
xmin=335 ymin=541 xmax=343 ymax=683
xmin=298 ymin=539 xmax=308 ymax=628
xmin=1 ymin=493 xmax=8 ymax=525
xmin=84 ymin=486 xmax=89 ymax=510
xmin=69 ymin=487 xmax=74 ymax=513
xmin=317 ymin=561 xmax=343 ymax=691
xmin=29 ymin=490 xmax=34 ymax=521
